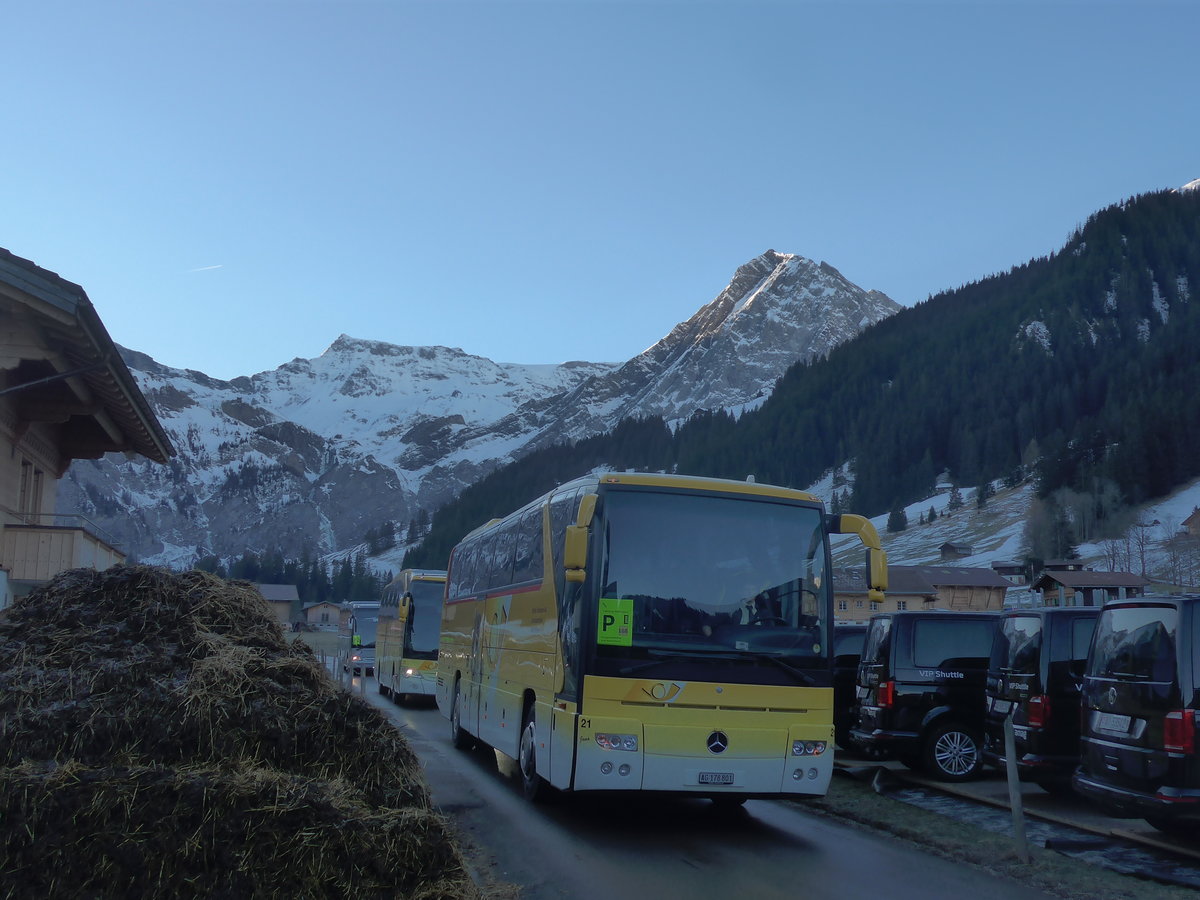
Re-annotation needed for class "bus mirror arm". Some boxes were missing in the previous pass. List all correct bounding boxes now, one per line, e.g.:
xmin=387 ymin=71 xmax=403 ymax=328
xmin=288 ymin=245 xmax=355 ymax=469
xmin=829 ymin=513 xmax=888 ymax=599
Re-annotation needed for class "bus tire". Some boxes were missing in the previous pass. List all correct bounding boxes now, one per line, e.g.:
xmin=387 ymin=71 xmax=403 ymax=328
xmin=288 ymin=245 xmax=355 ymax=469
xmin=519 ymin=705 xmax=550 ymax=802
xmin=449 ymin=679 xmax=473 ymax=750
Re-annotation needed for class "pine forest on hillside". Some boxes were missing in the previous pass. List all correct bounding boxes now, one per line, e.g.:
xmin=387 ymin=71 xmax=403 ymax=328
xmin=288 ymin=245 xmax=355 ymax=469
xmin=405 ymin=189 xmax=1200 ymax=570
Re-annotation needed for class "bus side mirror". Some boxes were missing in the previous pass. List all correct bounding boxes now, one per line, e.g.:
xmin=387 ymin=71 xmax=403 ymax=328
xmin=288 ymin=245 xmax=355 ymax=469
xmin=829 ymin=513 xmax=888 ymax=601
xmin=866 ymin=547 xmax=888 ymax=601
xmin=564 ymin=524 xmax=588 ymax=581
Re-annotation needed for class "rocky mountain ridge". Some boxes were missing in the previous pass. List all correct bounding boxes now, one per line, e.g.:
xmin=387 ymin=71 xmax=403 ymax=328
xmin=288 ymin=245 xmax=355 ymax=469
xmin=61 ymin=250 xmax=898 ymax=567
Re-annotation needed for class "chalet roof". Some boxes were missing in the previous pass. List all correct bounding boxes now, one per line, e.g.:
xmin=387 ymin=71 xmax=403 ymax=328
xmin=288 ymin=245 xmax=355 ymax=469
xmin=256 ymin=583 xmax=300 ymax=602
xmin=939 ymin=542 xmax=973 ymax=553
xmin=905 ymin=564 xmax=1012 ymax=589
xmin=1032 ymin=570 xmax=1150 ymax=590
xmin=0 ymin=247 xmax=173 ymax=466
xmin=302 ymin=600 xmax=341 ymax=610
xmin=832 ymin=565 xmax=938 ymax=596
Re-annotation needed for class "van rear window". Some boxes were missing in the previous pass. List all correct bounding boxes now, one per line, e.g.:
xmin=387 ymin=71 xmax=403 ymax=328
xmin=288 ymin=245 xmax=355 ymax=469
xmin=861 ymin=618 xmax=892 ymax=666
xmin=1088 ymin=605 xmax=1177 ymax=683
xmin=912 ymin=620 xmax=994 ymax=669
xmin=991 ymin=616 xmax=1042 ymax=675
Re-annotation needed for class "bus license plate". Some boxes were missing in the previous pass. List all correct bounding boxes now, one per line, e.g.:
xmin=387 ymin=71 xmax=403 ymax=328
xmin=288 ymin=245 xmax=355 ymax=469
xmin=1096 ymin=712 xmax=1131 ymax=733
xmin=699 ymin=772 xmax=735 ymax=785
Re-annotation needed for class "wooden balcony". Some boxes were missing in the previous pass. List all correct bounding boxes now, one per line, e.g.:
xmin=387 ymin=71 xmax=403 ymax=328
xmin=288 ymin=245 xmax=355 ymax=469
xmin=1 ymin=513 xmax=125 ymax=583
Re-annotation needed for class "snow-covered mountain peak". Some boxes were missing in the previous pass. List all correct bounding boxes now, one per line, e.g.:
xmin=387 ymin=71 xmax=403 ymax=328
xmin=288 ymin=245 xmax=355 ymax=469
xmin=63 ymin=250 xmax=901 ymax=567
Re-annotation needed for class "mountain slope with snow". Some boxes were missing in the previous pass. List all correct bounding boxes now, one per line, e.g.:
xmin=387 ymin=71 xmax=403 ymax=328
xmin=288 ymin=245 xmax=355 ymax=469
xmin=61 ymin=250 xmax=897 ymax=567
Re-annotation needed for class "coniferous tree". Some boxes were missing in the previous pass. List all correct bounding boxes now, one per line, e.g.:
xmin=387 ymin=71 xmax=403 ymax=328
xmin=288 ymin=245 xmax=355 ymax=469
xmin=976 ymin=480 xmax=992 ymax=509
xmin=887 ymin=503 xmax=908 ymax=533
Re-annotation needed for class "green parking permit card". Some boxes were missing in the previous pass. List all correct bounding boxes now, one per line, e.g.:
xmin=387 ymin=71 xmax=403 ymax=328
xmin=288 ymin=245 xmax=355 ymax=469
xmin=597 ymin=597 xmax=633 ymax=646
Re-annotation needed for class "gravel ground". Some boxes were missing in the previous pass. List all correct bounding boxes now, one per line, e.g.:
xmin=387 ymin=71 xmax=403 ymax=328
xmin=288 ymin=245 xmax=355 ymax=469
xmin=803 ymin=772 xmax=1197 ymax=900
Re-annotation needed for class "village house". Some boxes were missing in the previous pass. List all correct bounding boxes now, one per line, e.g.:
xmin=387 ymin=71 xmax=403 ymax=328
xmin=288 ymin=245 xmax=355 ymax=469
xmin=302 ymin=600 xmax=341 ymax=628
xmin=256 ymin=583 xmax=301 ymax=627
xmin=833 ymin=563 xmax=1010 ymax=621
xmin=939 ymin=542 xmax=973 ymax=561
xmin=910 ymin=564 xmax=1012 ymax=611
xmin=990 ymin=560 xmax=1028 ymax=585
xmin=1031 ymin=568 xmax=1150 ymax=607
xmin=832 ymin=565 xmax=939 ymax=622
xmin=0 ymin=248 xmax=173 ymax=608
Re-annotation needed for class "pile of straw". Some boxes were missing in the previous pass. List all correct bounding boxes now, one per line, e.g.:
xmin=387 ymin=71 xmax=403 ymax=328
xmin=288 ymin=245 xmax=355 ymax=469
xmin=0 ymin=565 xmax=477 ymax=899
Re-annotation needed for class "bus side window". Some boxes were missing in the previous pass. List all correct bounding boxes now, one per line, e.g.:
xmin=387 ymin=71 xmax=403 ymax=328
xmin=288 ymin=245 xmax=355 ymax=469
xmin=512 ymin=507 xmax=542 ymax=584
xmin=456 ymin=541 xmax=479 ymax=598
xmin=488 ymin=526 xmax=517 ymax=590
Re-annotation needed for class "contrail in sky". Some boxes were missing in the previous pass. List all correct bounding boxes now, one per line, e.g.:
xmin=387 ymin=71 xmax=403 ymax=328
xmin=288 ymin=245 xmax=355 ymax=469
xmin=188 ymin=264 xmax=224 ymax=272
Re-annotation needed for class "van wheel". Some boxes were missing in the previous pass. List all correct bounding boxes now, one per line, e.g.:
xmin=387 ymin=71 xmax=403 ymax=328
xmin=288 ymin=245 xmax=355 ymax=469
xmin=519 ymin=705 xmax=551 ymax=802
xmin=1147 ymin=816 xmax=1191 ymax=835
xmin=449 ymin=680 xmax=473 ymax=750
xmin=923 ymin=722 xmax=982 ymax=781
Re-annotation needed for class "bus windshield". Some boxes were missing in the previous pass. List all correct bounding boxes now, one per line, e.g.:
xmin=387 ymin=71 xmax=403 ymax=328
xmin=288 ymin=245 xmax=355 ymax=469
xmin=595 ymin=489 xmax=830 ymax=677
xmin=407 ymin=580 xmax=445 ymax=656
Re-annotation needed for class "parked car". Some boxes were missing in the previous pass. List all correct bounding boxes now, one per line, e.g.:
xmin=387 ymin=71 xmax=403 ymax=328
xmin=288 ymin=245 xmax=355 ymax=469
xmin=851 ymin=611 xmax=1000 ymax=781
xmin=983 ymin=607 xmax=1099 ymax=793
xmin=1073 ymin=594 xmax=1200 ymax=833
xmin=832 ymin=624 xmax=868 ymax=751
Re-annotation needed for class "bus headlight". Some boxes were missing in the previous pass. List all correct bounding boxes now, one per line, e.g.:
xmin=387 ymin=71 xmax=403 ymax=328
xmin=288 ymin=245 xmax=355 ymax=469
xmin=596 ymin=733 xmax=638 ymax=751
xmin=792 ymin=740 xmax=827 ymax=756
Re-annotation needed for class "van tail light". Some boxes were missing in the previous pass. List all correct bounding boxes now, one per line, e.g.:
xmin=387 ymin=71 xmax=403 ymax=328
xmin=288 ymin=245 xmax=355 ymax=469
xmin=1164 ymin=710 xmax=1196 ymax=754
xmin=878 ymin=680 xmax=896 ymax=709
xmin=1027 ymin=695 xmax=1051 ymax=728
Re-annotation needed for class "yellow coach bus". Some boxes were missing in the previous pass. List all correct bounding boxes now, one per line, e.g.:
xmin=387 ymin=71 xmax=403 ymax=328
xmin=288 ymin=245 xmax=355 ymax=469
xmin=377 ymin=568 xmax=447 ymax=704
xmin=436 ymin=471 xmax=886 ymax=804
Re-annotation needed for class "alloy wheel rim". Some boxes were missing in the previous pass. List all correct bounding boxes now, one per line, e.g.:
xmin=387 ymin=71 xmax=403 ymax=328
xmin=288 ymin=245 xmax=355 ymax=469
xmin=935 ymin=731 xmax=977 ymax=776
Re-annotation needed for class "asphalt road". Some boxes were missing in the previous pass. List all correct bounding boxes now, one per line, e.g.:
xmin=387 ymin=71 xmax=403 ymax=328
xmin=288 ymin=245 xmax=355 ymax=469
xmin=346 ymin=675 xmax=1059 ymax=900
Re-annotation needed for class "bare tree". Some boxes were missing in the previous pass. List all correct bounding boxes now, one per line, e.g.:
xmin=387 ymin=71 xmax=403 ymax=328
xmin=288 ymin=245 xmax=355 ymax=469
xmin=1131 ymin=516 xmax=1159 ymax=578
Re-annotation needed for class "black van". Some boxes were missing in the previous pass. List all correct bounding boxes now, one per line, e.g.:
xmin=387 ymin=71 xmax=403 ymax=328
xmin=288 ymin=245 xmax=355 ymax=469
xmin=832 ymin=624 xmax=868 ymax=751
xmin=1073 ymin=595 xmax=1200 ymax=832
xmin=983 ymin=607 xmax=1099 ymax=792
xmin=851 ymin=611 xmax=1000 ymax=781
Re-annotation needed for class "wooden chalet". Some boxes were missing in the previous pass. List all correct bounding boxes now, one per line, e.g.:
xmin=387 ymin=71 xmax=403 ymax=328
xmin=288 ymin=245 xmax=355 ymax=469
xmin=1 ymin=247 xmax=173 ymax=606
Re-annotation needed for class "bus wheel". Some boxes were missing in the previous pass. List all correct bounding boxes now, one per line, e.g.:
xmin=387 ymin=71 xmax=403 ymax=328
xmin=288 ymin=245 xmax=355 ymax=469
xmin=449 ymin=680 xmax=473 ymax=750
xmin=519 ymin=707 xmax=550 ymax=802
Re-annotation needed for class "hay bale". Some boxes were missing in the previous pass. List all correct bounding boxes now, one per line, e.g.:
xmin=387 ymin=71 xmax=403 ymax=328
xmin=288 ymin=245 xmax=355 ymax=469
xmin=0 ymin=565 xmax=478 ymax=899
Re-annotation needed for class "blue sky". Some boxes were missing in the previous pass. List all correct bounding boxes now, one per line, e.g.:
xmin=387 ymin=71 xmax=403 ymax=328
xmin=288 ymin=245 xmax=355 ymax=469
xmin=4 ymin=0 xmax=1196 ymax=381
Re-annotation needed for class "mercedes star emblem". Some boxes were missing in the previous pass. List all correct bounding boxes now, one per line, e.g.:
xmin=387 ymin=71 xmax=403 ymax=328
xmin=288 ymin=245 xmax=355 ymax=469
xmin=707 ymin=731 xmax=729 ymax=754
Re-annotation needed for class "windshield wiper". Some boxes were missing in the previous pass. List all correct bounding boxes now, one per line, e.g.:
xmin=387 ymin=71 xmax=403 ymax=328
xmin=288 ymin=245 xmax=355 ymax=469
xmin=756 ymin=652 xmax=817 ymax=686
